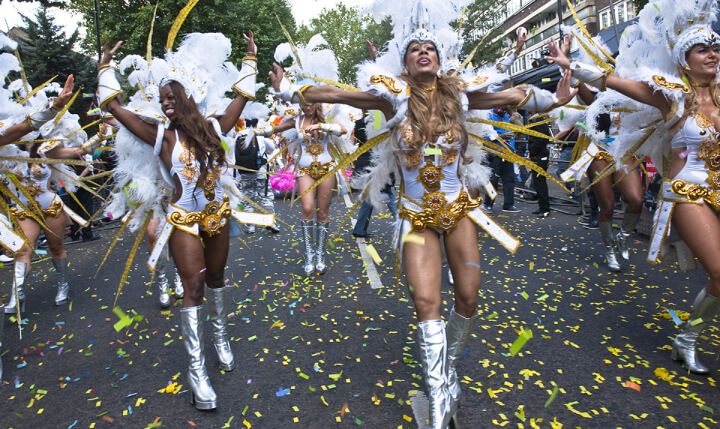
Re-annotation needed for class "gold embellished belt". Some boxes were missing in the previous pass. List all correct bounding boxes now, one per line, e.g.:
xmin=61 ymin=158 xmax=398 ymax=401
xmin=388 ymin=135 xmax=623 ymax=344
xmin=670 ymin=179 xmax=720 ymax=211
xmin=593 ymin=150 xmax=613 ymax=163
xmin=168 ymin=196 xmax=231 ymax=236
xmin=399 ymin=191 xmax=480 ymax=232
xmin=10 ymin=199 xmax=63 ymax=220
xmin=299 ymin=161 xmax=334 ymax=180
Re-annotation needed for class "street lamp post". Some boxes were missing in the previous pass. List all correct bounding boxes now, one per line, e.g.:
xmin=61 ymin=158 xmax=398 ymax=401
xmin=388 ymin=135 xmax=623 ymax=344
xmin=93 ymin=0 xmax=101 ymax=62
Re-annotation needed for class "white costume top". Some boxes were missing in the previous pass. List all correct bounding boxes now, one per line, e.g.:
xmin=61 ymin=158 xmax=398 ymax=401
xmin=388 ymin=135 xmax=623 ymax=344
xmin=15 ymin=162 xmax=58 ymax=210
xmin=292 ymin=115 xmax=334 ymax=168
xmin=670 ymin=113 xmax=716 ymax=187
xmin=168 ymin=129 xmax=224 ymax=213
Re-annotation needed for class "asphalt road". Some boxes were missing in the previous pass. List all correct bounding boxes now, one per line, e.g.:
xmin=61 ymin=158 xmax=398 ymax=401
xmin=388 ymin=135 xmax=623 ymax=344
xmin=2 ymin=193 xmax=717 ymax=429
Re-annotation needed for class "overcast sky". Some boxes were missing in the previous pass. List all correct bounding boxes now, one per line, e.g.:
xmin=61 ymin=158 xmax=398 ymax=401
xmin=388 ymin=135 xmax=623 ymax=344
xmin=0 ymin=0 xmax=375 ymax=35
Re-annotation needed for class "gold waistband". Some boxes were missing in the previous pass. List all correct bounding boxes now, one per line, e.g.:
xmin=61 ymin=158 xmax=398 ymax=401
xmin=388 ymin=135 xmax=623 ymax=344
xmin=593 ymin=150 xmax=613 ymax=163
xmin=10 ymin=199 xmax=63 ymax=220
xmin=168 ymin=196 xmax=231 ymax=236
xmin=299 ymin=161 xmax=334 ymax=180
xmin=670 ymin=179 xmax=720 ymax=211
xmin=399 ymin=191 xmax=480 ymax=233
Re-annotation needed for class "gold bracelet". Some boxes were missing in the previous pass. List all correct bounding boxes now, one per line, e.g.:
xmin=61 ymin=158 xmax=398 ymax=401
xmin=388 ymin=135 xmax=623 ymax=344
xmin=97 ymin=64 xmax=111 ymax=72
xmin=296 ymin=84 xmax=313 ymax=105
xmin=243 ymin=54 xmax=257 ymax=62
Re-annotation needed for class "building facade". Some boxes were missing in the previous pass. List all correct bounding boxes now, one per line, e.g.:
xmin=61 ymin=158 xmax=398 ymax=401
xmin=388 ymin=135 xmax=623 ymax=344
xmin=471 ymin=0 xmax=637 ymax=78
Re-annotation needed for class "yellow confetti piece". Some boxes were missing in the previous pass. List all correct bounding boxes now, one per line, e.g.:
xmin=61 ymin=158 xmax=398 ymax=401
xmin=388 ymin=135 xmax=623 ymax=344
xmin=402 ymin=233 xmax=425 ymax=245
xmin=365 ymin=243 xmax=383 ymax=265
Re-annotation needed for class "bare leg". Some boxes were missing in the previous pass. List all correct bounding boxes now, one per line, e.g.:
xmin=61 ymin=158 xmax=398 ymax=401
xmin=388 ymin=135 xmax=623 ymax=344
xmin=170 ymin=230 xmax=206 ymax=307
xmin=315 ymin=174 xmax=336 ymax=223
xmin=403 ymin=229 xmax=443 ymax=321
xmin=297 ymin=175 xmax=317 ymax=220
xmin=44 ymin=213 xmax=68 ymax=260
xmin=445 ymin=218 xmax=481 ymax=318
xmin=588 ymin=159 xmax=620 ymax=270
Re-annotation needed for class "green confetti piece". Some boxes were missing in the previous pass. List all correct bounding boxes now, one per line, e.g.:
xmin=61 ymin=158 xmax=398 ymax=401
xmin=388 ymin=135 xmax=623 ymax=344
xmin=544 ymin=385 xmax=559 ymax=408
xmin=690 ymin=318 xmax=704 ymax=326
xmin=373 ymin=110 xmax=382 ymax=130
xmin=509 ymin=328 xmax=533 ymax=356
xmin=520 ymin=291 xmax=529 ymax=300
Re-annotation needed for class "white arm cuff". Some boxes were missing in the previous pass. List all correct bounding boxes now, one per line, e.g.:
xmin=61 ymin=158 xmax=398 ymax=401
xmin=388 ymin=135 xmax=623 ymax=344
xmin=232 ymin=55 xmax=257 ymax=100
xmin=569 ymin=61 xmax=610 ymax=91
xmin=515 ymin=85 xmax=559 ymax=113
xmin=97 ymin=66 xmax=122 ymax=109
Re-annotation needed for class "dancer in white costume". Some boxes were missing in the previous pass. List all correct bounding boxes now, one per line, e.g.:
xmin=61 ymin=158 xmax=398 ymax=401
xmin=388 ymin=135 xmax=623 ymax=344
xmin=548 ymin=0 xmax=720 ymax=374
xmin=270 ymin=2 xmax=576 ymax=426
xmin=98 ymin=31 xmax=259 ymax=410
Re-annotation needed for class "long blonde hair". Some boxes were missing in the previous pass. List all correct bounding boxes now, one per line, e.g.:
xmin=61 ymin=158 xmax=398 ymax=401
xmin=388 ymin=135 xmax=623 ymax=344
xmin=400 ymin=73 xmax=469 ymax=161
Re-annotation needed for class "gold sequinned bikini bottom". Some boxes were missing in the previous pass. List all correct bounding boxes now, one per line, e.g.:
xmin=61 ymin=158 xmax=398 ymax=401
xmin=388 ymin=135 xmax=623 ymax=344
xmin=168 ymin=196 xmax=231 ymax=236
xmin=10 ymin=199 xmax=63 ymax=220
xmin=399 ymin=191 xmax=480 ymax=233
xmin=670 ymin=179 xmax=720 ymax=211
xmin=299 ymin=161 xmax=334 ymax=180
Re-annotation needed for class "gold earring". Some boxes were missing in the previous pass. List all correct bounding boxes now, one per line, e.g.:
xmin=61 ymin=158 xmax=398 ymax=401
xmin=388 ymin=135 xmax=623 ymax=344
xmin=401 ymin=67 xmax=408 ymax=75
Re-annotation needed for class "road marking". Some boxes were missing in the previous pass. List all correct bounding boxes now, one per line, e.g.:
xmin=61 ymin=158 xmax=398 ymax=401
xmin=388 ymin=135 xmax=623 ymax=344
xmin=351 ymin=219 xmax=383 ymax=289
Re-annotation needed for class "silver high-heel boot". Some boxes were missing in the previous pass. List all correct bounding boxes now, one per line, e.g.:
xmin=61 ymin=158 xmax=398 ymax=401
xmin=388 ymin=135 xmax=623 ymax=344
xmin=671 ymin=289 xmax=720 ymax=374
xmin=446 ymin=308 xmax=477 ymax=412
xmin=174 ymin=272 xmax=184 ymax=298
xmin=206 ymin=287 xmax=236 ymax=371
xmin=616 ymin=212 xmax=639 ymax=261
xmin=300 ymin=220 xmax=315 ymax=275
xmin=53 ymin=258 xmax=70 ymax=306
xmin=315 ymin=221 xmax=329 ymax=274
xmin=5 ymin=262 xmax=27 ymax=314
xmin=180 ymin=305 xmax=217 ymax=410
xmin=600 ymin=221 xmax=620 ymax=272
xmin=418 ymin=320 xmax=454 ymax=429
xmin=156 ymin=259 xmax=171 ymax=309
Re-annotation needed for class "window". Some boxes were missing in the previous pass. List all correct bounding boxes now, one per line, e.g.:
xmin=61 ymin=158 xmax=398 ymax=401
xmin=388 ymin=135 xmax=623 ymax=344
xmin=600 ymin=10 xmax=612 ymax=29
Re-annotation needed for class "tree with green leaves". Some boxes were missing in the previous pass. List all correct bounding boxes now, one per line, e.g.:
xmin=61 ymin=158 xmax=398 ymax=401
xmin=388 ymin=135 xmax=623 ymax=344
xmin=460 ymin=0 xmax=508 ymax=67
xmin=66 ymin=0 xmax=296 ymax=90
xmin=295 ymin=4 xmax=392 ymax=85
xmin=13 ymin=4 xmax=96 ymax=115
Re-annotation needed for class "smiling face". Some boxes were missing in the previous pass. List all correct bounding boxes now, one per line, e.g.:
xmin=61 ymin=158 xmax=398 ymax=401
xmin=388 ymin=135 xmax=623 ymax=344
xmin=159 ymin=84 xmax=177 ymax=122
xmin=685 ymin=43 xmax=720 ymax=81
xmin=404 ymin=41 xmax=440 ymax=79
xmin=301 ymin=103 xmax=319 ymax=117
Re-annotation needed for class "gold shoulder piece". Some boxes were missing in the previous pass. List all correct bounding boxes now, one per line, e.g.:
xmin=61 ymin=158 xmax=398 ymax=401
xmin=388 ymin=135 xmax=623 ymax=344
xmin=370 ymin=75 xmax=402 ymax=94
xmin=652 ymin=75 xmax=690 ymax=94
xmin=464 ymin=75 xmax=489 ymax=88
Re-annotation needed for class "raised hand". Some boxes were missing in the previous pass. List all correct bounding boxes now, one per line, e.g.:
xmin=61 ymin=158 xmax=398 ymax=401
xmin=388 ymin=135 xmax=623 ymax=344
xmin=545 ymin=38 xmax=571 ymax=69
xmin=100 ymin=41 xmax=123 ymax=67
xmin=269 ymin=63 xmax=284 ymax=92
xmin=555 ymin=69 xmax=579 ymax=106
xmin=244 ymin=30 xmax=257 ymax=56
xmin=53 ymin=74 xmax=75 ymax=109
xmin=366 ymin=40 xmax=378 ymax=60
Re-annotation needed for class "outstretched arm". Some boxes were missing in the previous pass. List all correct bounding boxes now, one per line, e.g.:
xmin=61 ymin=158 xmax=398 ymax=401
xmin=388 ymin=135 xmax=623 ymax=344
xmin=269 ymin=63 xmax=394 ymax=119
xmin=545 ymin=37 xmax=672 ymax=118
xmin=217 ymin=31 xmax=257 ymax=134
xmin=0 ymin=75 xmax=76 ymax=147
xmin=98 ymin=41 xmax=160 ymax=146
xmin=467 ymin=69 xmax=577 ymax=111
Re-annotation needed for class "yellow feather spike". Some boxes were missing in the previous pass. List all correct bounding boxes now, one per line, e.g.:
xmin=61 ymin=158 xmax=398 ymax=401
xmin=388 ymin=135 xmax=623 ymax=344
xmin=53 ymin=87 xmax=82 ymax=125
xmin=470 ymin=134 xmax=571 ymax=193
xmin=114 ymin=213 xmax=151 ymax=307
xmin=583 ymin=127 xmax=657 ymax=191
xmin=14 ymin=49 xmax=30 ymax=94
xmin=0 ymin=156 xmax=89 ymax=166
xmin=574 ymin=34 xmax=614 ymax=74
xmin=165 ymin=0 xmax=200 ymax=52
xmin=566 ymin=0 xmax=615 ymax=65
xmin=293 ymin=131 xmax=389 ymax=203
xmin=297 ymin=74 xmax=360 ymax=91
xmin=17 ymin=75 xmax=57 ymax=105
xmin=468 ymin=117 xmax=564 ymax=143
xmin=275 ymin=14 xmax=303 ymax=68
xmin=147 ymin=0 xmax=160 ymax=62
xmin=95 ymin=209 xmax=134 ymax=276
xmin=66 ymin=191 xmax=91 ymax=217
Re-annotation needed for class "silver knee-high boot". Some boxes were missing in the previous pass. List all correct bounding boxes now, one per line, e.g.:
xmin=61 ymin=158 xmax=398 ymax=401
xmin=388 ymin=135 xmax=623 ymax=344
xmin=315 ymin=221 xmax=329 ymax=274
xmin=671 ymin=289 xmax=720 ymax=374
xmin=446 ymin=308 xmax=477 ymax=412
xmin=5 ymin=262 xmax=28 ymax=314
xmin=205 ymin=287 xmax=235 ymax=371
xmin=174 ymin=272 xmax=184 ymax=298
xmin=53 ymin=258 xmax=70 ymax=306
xmin=599 ymin=221 xmax=620 ymax=272
xmin=616 ymin=212 xmax=640 ymax=261
xmin=156 ymin=258 xmax=171 ymax=309
xmin=300 ymin=220 xmax=315 ymax=275
xmin=180 ymin=305 xmax=217 ymax=410
xmin=418 ymin=320 xmax=454 ymax=429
